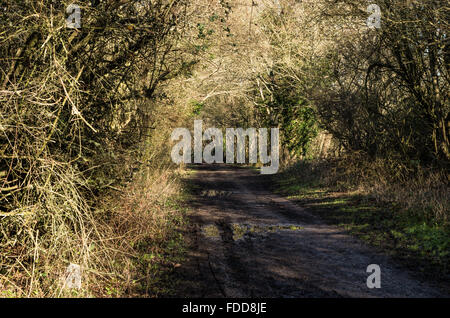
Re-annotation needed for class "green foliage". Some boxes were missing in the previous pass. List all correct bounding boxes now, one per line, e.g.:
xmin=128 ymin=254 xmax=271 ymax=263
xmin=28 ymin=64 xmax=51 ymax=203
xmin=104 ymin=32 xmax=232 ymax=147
xmin=255 ymin=69 xmax=318 ymax=158
xmin=191 ymin=100 xmax=205 ymax=116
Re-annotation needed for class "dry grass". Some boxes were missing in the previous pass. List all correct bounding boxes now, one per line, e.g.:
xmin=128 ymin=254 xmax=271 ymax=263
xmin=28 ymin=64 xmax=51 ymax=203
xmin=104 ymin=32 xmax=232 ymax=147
xmin=356 ymin=162 xmax=449 ymax=224
xmin=283 ymin=155 xmax=449 ymax=224
xmin=0 ymin=161 xmax=93 ymax=297
xmin=90 ymin=167 xmax=186 ymax=297
xmin=0 ymin=164 xmax=186 ymax=298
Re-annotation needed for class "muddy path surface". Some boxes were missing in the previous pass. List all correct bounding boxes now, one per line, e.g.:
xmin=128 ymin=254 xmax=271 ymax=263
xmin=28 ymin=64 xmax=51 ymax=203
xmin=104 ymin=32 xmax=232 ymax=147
xmin=174 ymin=165 xmax=448 ymax=298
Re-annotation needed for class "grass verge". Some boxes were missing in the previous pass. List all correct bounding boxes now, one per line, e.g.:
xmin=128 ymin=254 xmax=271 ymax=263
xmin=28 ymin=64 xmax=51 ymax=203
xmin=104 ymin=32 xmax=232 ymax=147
xmin=273 ymin=159 xmax=450 ymax=281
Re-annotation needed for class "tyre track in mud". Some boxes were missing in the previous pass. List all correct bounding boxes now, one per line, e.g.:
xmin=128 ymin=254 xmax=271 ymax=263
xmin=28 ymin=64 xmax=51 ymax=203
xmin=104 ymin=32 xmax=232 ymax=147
xmin=173 ymin=165 xmax=448 ymax=298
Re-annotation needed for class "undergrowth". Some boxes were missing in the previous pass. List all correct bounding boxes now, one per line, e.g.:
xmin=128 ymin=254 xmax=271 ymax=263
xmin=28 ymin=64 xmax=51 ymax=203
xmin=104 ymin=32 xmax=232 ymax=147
xmin=0 ymin=165 xmax=189 ymax=298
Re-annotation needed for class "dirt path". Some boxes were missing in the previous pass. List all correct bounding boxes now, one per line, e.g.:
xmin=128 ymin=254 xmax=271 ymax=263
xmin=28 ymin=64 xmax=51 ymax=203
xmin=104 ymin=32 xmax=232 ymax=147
xmin=174 ymin=165 xmax=448 ymax=298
